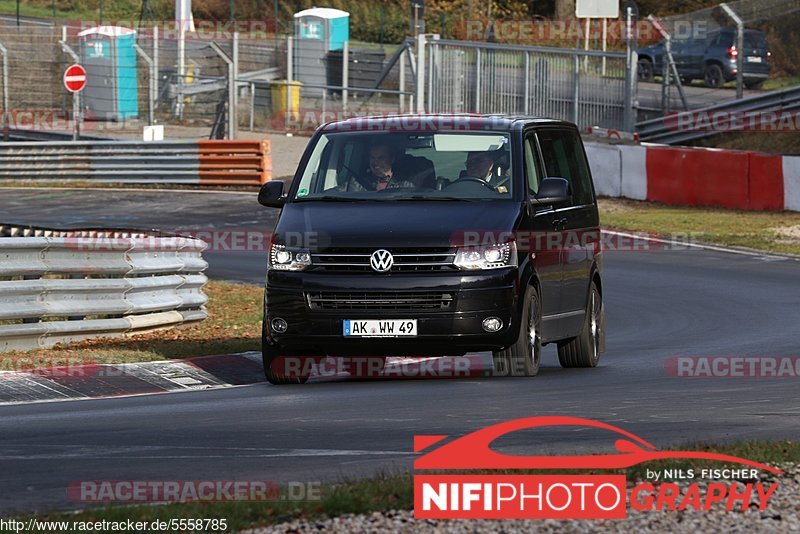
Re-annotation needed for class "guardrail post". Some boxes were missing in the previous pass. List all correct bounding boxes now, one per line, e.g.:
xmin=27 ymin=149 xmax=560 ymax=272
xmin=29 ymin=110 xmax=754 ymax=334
xmin=59 ymin=40 xmax=81 ymax=140
xmin=416 ymin=33 xmax=426 ymax=113
xmin=342 ymin=40 xmax=349 ymax=112
xmin=662 ymin=34 xmax=671 ymax=114
xmin=133 ymin=43 xmax=156 ymax=126
xmin=573 ymin=53 xmax=580 ymax=124
xmin=720 ymin=3 xmax=744 ymax=100
xmin=475 ymin=47 xmax=481 ymax=113
xmin=623 ymin=3 xmax=637 ymax=133
xmin=208 ymin=40 xmax=236 ymax=139
xmin=523 ymin=51 xmax=530 ymax=115
xmin=399 ymin=48 xmax=406 ymax=113
xmin=286 ymin=36 xmax=293 ymax=131
xmin=249 ymin=82 xmax=255 ymax=131
xmin=153 ymin=25 xmax=159 ymax=110
xmin=427 ymin=34 xmax=439 ymax=113
xmin=0 ymin=42 xmax=8 ymax=141
xmin=233 ymin=31 xmax=239 ymax=135
xmin=177 ymin=23 xmax=185 ymax=118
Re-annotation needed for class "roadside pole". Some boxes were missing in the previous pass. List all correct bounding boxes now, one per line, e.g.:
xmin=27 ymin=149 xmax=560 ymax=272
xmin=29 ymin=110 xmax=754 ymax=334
xmin=63 ymin=64 xmax=87 ymax=140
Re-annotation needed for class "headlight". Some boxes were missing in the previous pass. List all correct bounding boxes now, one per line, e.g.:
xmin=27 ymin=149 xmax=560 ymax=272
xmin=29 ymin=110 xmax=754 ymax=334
xmin=454 ymin=242 xmax=516 ymax=270
xmin=268 ymin=244 xmax=312 ymax=271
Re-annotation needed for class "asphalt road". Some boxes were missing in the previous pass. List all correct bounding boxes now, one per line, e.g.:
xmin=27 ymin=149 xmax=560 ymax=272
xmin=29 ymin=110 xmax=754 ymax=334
xmin=637 ymin=81 xmax=761 ymax=113
xmin=1 ymin=188 xmax=799 ymax=513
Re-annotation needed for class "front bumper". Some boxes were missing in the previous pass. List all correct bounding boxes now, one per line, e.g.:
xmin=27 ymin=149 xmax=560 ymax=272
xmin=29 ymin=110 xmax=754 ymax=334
xmin=264 ymin=268 xmax=519 ymax=356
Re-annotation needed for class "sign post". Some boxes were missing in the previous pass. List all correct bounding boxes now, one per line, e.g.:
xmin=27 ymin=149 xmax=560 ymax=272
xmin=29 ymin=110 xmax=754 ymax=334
xmin=63 ymin=64 xmax=86 ymax=140
xmin=576 ymin=0 xmax=620 ymax=74
xmin=622 ymin=1 xmax=638 ymax=133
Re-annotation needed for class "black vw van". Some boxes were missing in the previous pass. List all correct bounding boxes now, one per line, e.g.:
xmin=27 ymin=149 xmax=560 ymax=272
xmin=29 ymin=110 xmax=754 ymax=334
xmin=258 ymin=115 xmax=604 ymax=384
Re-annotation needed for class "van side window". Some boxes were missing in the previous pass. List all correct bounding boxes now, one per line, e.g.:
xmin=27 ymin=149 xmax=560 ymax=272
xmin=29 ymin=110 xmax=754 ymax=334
xmin=536 ymin=129 xmax=593 ymax=206
xmin=523 ymin=135 xmax=541 ymax=194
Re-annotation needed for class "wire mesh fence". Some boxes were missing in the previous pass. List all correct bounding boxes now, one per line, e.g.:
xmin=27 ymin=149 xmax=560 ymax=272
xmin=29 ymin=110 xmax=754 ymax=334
xmin=427 ymin=39 xmax=628 ymax=130
xmin=0 ymin=23 xmax=639 ymax=139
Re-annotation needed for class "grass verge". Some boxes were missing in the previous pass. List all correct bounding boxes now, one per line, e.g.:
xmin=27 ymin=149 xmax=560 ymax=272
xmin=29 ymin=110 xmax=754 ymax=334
xmin=599 ymin=197 xmax=800 ymax=256
xmin=0 ymin=281 xmax=263 ymax=371
xmin=18 ymin=440 xmax=797 ymax=532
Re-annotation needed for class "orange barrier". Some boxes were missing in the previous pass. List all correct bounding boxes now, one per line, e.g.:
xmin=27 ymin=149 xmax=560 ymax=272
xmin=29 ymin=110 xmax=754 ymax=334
xmin=197 ymin=140 xmax=272 ymax=186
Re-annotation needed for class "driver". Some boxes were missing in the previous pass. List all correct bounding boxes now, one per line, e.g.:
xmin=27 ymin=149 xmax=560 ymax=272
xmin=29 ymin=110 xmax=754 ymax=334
xmin=463 ymin=151 xmax=496 ymax=181
xmin=461 ymin=149 xmax=509 ymax=191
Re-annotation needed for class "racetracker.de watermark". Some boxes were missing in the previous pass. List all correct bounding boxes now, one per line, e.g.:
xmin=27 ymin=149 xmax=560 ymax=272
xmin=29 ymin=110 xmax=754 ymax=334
xmin=0 ymin=355 xmax=101 ymax=377
xmin=665 ymin=111 xmax=800 ymax=132
xmin=665 ymin=356 xmax=800 ymax=378
xmin=273 ymin=111 xmax=511 ymax=133
xmin=69 ymin=19 xmax=278 ymax=41
xmin=455 ymin=18 xmax=708 ymax=43
xmin=67 ymin=480 xmax=320 ymax=502
xmin=62 ymin=231 xmax=281 ymax=253
xmin=269 ymin=355 xmax=487 ymax=379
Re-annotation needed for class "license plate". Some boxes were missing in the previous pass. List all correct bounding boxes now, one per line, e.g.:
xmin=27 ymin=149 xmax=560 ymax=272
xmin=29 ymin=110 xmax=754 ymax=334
xmin=343 ymin=319 xmax=417 ymax=337
xmin=747 ymin=56 xmax=762 ymax=63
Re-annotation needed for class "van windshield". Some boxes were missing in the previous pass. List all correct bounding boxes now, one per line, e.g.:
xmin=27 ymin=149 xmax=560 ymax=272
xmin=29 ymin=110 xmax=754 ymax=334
xmin=292 ymin=131 xmax=513 ymax=200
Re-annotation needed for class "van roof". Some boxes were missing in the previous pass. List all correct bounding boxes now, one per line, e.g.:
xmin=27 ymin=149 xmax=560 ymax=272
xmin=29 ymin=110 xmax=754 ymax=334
xmin=318 ymin=114 xmax=574 ymax=133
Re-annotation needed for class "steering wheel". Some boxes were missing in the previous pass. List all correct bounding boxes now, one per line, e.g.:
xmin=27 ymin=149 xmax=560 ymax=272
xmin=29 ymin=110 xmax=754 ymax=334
xmin=446 ymin=177 xmax=498 ymax=192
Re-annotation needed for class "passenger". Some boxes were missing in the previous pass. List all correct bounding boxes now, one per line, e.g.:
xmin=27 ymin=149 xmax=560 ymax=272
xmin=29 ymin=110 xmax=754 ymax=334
xmin=342 ymin=142 xmax=415 ymax=192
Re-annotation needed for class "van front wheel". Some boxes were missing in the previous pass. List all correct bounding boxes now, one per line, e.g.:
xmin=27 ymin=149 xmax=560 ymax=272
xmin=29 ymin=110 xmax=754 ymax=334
xmin=492 ymin=286 xmax=541 ymax=377
xmin=558 ymin=282 xmax=603 ymax=368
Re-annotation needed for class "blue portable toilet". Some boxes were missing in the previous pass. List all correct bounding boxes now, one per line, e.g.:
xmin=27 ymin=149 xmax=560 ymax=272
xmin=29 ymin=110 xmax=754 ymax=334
xmin=79 ymin=26 xmax=139 ymax=120
xmin=294 ymin=8 xmax=349 ymax=96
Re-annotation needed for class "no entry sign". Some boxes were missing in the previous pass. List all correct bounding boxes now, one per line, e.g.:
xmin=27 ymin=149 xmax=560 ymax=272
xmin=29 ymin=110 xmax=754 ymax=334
xmin=64 ymin=64 xmax=87 ymax=93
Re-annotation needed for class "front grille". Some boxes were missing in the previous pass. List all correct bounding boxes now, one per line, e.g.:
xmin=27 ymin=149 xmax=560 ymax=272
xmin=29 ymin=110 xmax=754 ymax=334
xmin=306 ymin=291 xmax=454 ymax=311
xmin=310 ymin=247 xmax=457 ymax=273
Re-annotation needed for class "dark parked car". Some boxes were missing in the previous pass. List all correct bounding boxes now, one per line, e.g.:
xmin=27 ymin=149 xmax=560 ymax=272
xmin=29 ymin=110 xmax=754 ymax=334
xmin=257 ymin=115 xmax=605 ymax=384
xmin=638 ymin=27 xmax=770 ymax=89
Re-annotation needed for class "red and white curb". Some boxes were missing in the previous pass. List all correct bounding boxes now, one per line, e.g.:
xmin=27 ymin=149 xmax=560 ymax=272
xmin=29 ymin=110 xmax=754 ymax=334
xmin=0 ymin=352 xmax=265 ymax=405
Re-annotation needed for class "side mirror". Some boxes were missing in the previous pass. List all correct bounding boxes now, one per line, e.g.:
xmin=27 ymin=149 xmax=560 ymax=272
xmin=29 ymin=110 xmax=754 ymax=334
xmin=258 ymin=181 xmax=286 ymax=208
xmin=533 ymin=177 xmax=571 ymax=205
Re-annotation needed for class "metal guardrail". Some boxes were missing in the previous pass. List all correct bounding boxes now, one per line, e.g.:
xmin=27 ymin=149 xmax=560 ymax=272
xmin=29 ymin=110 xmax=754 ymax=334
xmin=636 ymin=85 xmax=800 ymax=144
xmin=0 ymin=234 xmax=209 ymax=352
xmin=0 ymin=139 xmax=272 ymax=185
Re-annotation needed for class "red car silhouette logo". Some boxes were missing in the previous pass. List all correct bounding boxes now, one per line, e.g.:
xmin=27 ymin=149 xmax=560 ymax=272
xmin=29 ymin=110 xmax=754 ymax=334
xmin=414 ymin=416 xmax=782 ymax=474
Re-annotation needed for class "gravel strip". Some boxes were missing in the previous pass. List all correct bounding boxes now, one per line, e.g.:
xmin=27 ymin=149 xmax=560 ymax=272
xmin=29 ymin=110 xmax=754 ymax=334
xmin=246 ymin=464 xmax=800 ymax=533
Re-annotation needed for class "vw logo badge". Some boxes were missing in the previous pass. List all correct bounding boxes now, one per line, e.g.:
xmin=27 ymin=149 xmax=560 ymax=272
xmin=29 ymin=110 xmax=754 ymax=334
xmin=370 ymin=249 xmax=394 ymax=273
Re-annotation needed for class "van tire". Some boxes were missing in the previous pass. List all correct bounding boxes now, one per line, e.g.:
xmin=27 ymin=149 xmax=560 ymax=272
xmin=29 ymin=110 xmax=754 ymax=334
xmin=558 ymin=282 xmax=603 ymax=368
xmin=492 ymin=285 xmax=541 ymax=377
